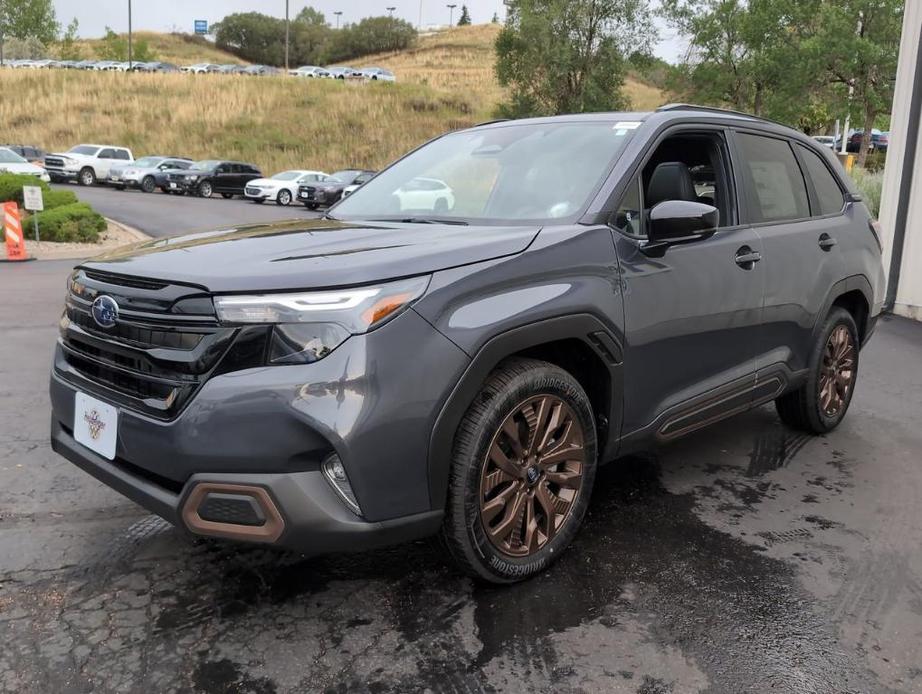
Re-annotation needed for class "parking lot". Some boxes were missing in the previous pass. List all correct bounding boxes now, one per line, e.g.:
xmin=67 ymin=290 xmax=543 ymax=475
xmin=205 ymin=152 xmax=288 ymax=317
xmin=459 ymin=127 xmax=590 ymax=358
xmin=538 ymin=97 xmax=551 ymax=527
xmin=1 ymin=257 xmax=921 ymax=693
xmin=63 ymin=184 xmax=323 ymax=238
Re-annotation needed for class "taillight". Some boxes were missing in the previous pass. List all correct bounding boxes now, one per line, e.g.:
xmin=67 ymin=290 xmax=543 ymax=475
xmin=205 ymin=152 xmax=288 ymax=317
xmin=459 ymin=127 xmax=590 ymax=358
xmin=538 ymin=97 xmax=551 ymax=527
xmin=868 ymin=219 xmax=883 ymax=251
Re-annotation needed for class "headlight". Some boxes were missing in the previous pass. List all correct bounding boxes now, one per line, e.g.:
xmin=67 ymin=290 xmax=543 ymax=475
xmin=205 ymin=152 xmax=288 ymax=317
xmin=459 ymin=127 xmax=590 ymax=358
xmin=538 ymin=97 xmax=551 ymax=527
xmin=186 ymin=174 xmax=199 ymax=181
xmin=213 ymin=276 xmax=430 ymax=365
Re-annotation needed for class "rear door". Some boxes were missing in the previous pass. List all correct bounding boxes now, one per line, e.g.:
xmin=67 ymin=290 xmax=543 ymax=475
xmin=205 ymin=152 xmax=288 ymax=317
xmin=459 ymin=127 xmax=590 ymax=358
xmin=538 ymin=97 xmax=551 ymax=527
xmin=213 ymin=163 xmax=233 ymax=192
xmin=733 ymin=131 xmax=848 ymax=376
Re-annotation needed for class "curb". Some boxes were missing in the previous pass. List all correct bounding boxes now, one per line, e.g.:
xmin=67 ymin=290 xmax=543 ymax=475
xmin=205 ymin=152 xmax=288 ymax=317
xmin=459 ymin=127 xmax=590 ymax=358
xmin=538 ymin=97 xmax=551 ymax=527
xmin=19 ymin=218 xmax=152 ymax=262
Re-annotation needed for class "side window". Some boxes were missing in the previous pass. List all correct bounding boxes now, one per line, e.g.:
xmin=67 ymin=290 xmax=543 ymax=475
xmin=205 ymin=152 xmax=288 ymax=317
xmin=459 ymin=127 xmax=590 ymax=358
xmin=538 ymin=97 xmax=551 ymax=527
xmin=614 ymin=177 xmax=644 ymax=237
xmin=215 ymin=164 xmax=230 ymax=174
xmin=98 ymin=148 xmax=116 ymax=159
xmin=736 ymin=133 xmax=809 ymax=223
xmin=796 ymin=145 xmax=845 ymax=216
xmin=113 ymin=149 xmax=131 ymax=160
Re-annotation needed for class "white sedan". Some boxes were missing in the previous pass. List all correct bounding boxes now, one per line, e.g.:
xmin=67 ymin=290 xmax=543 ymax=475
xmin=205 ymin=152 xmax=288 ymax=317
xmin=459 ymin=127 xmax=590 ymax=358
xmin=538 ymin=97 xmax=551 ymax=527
xmin=395 ymin=177 xmax=455 ymax=213
xmin=0 ymin=147 xmax=50 ymax=182
xmin=244 ymin=170 xmax=332 ymax=206
xmin=290 ymin=65 xmax=330 ymax=78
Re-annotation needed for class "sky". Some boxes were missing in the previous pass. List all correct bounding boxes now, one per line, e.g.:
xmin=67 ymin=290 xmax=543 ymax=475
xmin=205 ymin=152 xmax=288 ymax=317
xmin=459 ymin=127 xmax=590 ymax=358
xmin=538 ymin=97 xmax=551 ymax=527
xmin=52 ymin=0 xmax=687 ymax=63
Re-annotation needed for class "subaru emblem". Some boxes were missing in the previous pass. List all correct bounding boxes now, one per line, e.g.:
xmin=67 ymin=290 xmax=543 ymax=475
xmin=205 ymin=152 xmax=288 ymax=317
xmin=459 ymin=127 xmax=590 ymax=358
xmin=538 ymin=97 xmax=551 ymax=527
xmin=91 ymin=295 xmax=119 ymax=329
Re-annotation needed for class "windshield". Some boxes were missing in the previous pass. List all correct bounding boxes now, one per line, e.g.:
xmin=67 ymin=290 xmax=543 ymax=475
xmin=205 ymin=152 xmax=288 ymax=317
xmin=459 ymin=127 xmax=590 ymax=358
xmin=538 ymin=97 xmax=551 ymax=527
xmin=190 ymin=160 xmax=221 ymax=171
xmin=133 ymin=157 xmax=164 ymax=168
xmin=272 ymin=171 xmax=302 ymax=181
xmin=333 ymin=121 xmax=636 ymax=224
xmin=68 ymin=145 xmax=100 ymax=156
xmin=331 ymin=170 xmax=361 ymax=184
xmin=0 ymin=148 xmax=27 ymax=164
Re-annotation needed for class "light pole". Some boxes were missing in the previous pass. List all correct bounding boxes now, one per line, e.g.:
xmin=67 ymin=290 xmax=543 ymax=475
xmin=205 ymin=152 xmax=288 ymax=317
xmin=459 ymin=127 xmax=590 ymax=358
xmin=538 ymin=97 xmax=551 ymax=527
xmin=446 ymin=3 xmax=457 ymax=26
xmin=386 ymin=6 xmax=396 ymax=17
xmin=127 ymin=0 xmax=133 ymax=69
xmin=334 ymin=11 xmax=343 ymax=29
xmin=418 ymin=0 xmax=423 ymax=29
xmin=284 ymin=0 xmax=290 ymax=72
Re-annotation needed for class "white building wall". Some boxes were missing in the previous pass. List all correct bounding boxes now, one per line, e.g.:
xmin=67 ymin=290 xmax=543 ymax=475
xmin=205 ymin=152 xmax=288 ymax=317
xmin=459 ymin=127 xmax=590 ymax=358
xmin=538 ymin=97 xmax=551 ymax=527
xmin=879 ymin=2 xmax=922 ymax=320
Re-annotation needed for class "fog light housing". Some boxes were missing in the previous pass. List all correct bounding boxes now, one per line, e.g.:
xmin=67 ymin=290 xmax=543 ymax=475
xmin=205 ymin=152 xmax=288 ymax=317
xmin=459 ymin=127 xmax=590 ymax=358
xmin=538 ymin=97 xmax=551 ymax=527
xmin=322 ymin=453 xmax=362 ymax=516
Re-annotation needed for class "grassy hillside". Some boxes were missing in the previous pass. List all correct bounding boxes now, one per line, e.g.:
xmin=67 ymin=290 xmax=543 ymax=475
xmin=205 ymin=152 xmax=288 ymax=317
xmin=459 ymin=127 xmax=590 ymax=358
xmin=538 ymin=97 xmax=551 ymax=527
xmin=355 ymin=24 xmax=667 ymax=112
xmin=1 ymin=70 xmax=478 ymax=174
xmin=62 ymin=31 xmax=246 ymax=65
xmin=8 ymin=25 xmax=667 ymax=176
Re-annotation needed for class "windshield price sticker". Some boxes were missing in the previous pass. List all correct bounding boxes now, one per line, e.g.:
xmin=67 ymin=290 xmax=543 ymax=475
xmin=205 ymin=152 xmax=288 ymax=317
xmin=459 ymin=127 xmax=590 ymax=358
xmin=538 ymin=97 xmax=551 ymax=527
xmin=613 ymin=121 xmax=642 ymax=130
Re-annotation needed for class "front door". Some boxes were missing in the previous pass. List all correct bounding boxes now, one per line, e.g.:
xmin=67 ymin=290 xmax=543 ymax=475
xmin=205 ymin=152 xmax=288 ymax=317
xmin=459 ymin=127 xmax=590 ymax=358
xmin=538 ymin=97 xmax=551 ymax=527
xmin=614 ymin=129 xmax=766 ymax=440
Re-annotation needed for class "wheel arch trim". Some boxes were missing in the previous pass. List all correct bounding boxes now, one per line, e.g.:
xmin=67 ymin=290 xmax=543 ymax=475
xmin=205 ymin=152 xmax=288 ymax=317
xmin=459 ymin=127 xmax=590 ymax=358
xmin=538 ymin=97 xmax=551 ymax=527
xmin=426 ymin=313 xmax=623 ymax=510
xmin=813 ymin=274 xmax=875 ymax=346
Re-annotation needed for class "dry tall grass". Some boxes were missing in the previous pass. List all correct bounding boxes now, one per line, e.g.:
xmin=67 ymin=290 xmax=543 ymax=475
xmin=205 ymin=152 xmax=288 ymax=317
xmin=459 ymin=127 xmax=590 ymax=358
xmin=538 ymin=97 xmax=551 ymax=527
xmin=0 ymin=70 xmax=480 ymax=174
xmin=2 ymin=25 xmax=667 ymax=175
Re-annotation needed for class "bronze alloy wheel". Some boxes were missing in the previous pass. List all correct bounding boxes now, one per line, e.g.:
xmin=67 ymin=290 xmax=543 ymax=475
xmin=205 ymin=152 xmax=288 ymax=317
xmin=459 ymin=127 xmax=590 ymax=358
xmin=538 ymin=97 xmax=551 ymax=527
xmin=479 ymin=394 xmax=585 ymax=558
xmin=819 ymin=324 xmax=855 ymax=417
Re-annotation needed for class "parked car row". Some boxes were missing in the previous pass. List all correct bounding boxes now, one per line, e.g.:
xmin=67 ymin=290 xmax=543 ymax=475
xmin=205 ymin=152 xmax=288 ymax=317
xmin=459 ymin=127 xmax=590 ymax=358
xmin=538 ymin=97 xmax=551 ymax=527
xmin=38 ymin=142 xmax=384 ymax=207
xmin=811 ymin=130 xmax=890 ymax=153
xmin=1 ymin=58 xmax=395 ymax=80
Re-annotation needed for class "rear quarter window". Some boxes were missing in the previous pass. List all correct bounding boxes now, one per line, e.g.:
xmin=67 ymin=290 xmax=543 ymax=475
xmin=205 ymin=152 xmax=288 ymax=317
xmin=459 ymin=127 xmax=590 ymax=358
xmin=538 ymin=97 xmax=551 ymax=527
xmin=797 ymin=145 xmax=845 ymax=216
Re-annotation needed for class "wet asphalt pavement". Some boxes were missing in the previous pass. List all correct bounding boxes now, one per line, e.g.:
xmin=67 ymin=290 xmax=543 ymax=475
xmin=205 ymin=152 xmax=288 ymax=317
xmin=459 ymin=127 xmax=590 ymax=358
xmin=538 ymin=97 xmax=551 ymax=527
xmin=2 ymin=259 xmax=922 ymax=693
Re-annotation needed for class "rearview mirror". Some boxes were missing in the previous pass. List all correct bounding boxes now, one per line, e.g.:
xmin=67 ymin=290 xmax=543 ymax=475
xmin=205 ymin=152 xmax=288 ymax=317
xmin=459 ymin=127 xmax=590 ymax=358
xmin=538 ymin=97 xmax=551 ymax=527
xmin=647 ymin=200 xmax=719 ymax=246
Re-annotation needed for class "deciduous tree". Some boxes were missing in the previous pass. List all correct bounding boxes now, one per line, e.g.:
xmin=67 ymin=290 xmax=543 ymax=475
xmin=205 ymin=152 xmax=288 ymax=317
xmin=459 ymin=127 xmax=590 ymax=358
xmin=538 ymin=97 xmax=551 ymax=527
xmin=495 ymin=0 xmax=656 ymax=117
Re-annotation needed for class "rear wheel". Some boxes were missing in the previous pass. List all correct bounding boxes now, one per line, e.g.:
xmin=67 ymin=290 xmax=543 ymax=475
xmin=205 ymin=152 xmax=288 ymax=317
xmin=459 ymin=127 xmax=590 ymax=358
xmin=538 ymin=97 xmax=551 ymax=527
xmin=198 ymin=181 xmax=213 ymax=198
xmin=221 ymin=192 xmax=234 ymax=199
xmin=252 ymin=198 xmax=265 ymax=204
xmin=441 ymin=358 xmax=597 ymax=583
xmin=775 ymin=307 xmax=859 ymax=433
xmin=141 ymin=176 xmax=156 ymax=193
xmin=305 ymin=202 xmax=319 ymax=210
xmin=276 ymin=189 xmax=292 ymax=206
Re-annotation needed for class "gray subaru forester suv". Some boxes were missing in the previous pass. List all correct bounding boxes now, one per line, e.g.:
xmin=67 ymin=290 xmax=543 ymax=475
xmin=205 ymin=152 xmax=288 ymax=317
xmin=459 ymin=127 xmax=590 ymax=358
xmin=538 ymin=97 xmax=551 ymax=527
xmin=50 ymin=105 xmax=885 ymax=583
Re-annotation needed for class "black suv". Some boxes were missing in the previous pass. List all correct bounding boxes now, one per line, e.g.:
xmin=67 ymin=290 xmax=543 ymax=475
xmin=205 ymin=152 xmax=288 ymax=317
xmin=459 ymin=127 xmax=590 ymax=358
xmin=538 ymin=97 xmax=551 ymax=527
xmin=50 ymin=106 xmax=884 ymax=583
xmin=298 ymin=169 xmax=375 ymax=209
xmin=165 ymin=160 xmax=262 ymax=198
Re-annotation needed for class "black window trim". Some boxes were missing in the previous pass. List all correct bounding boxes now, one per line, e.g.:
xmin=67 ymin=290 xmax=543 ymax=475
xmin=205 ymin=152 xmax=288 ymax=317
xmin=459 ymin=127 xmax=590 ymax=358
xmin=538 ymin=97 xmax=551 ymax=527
xmin=730 ymin=127 xmax=828 ymax=229
xmin=792 ymin=142 xmax=848 ymax=220
xmin=607 ymin=123 xmax=742 ymax=241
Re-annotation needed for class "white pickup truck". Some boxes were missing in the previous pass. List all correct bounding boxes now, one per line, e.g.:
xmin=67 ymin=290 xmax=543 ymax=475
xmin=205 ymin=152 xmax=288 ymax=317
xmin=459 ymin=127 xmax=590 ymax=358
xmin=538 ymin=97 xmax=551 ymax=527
xmin=44 ymin=144 xmax=134 ymax=186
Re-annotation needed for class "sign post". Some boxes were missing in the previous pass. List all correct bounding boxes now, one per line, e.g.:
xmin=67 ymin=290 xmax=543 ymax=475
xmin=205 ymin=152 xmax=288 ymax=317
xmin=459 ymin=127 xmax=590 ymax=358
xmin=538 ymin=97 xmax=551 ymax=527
xmin=194 ymin=20 xmax=208 ymax=35
xmin=22 ymin=186 xmax=43 ymax=242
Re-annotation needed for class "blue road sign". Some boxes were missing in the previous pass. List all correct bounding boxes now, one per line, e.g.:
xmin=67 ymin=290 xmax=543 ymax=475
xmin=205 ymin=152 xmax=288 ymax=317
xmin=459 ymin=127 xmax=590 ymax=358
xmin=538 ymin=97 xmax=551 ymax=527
xmin=194 ymin=20 xmax=208 ymax=35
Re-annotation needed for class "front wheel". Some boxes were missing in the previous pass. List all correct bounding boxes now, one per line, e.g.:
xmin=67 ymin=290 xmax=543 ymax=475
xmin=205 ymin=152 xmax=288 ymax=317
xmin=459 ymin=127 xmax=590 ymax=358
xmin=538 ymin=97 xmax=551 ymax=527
xmin=198 ymin=181 xmax=213 ymax=198
xmin=79 ymin=167 xmax=96 ymax=186
xmin=276 ymin=189 xmax=292 ymax=206
xmin=441 ymin=358 xmax=597 ymax=584
xmin=305 ymin=202 xmax=319 ymax=210
xmin=775 ymin=307 xmax=859 ymax=433
xmin=141 ymin=176 xmax=156 ymax=193
xmin=221 ymin=192 xmax=234 ymax=199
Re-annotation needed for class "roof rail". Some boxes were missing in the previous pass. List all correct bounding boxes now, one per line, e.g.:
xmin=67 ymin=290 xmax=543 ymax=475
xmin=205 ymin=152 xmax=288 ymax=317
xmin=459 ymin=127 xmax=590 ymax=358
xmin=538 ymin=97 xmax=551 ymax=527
xmin=656 ymin=103 xmax=791 ymax=129
xmin=473 ymin=118 xmax=511 ymax=127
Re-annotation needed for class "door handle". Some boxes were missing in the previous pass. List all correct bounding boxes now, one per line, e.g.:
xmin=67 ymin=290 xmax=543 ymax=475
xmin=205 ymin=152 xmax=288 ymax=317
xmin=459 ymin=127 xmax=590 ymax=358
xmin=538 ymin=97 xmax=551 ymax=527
xmin=818 ymin=234 xmax=838 ymax=251
xmin=735 ymin=246 xmax=762 ymax=269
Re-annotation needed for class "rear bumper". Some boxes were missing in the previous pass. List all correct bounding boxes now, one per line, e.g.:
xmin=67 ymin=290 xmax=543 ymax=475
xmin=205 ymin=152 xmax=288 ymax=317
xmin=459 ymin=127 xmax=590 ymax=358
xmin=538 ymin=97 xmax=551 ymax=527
xmin=50 ymin=417 xmax=443 ymax=554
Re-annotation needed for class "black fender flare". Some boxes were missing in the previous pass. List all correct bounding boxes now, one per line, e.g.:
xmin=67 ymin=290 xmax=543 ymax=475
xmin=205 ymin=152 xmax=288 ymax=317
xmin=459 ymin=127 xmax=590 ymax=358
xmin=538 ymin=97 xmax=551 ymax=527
xmin=811 ymin=274 xmax=875 ymax=345
xmin=426 ymin=313 xmax=624 ymax=510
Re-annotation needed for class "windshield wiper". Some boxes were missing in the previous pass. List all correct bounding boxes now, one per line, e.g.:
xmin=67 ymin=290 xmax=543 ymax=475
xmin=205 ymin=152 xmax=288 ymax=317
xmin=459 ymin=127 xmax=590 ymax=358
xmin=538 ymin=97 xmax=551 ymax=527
xmin=369 ymin=217 xmax=469 ymax=226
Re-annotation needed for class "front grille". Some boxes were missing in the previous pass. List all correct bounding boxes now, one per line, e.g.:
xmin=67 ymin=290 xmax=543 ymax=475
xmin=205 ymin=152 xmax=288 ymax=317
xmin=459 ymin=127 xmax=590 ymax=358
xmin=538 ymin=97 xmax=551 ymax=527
xmin=45 ymin=156 xmax=65 ymax=171
xmin=245 ymin=187 xmax=261 ymax=196
xmin=56 ymin=269 xmax=238 ymax=420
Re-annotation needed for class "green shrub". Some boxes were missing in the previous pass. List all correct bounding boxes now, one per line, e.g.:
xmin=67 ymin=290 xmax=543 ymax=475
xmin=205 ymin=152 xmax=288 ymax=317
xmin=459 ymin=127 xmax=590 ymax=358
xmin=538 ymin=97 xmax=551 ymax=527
xmin=27 ymin=203 xmax=106 ymax=243
xmin=849 ymin=167 xmax=884 ymax=218
xmin=42 ymin=189 xmax=79 ymax=209
xmin=0 ymin=173 xmax=50 ymax=205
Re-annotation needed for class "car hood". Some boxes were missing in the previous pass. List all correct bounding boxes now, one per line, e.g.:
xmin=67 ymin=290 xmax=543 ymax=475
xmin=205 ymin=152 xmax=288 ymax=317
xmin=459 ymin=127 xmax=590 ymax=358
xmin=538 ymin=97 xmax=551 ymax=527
xmin=247 ymin=178 xmax=286 ymax=188
xmin=0 ymin=163 xmax=42 ymax=175
xmin=82 ymin=218 xmax=540 ymax=293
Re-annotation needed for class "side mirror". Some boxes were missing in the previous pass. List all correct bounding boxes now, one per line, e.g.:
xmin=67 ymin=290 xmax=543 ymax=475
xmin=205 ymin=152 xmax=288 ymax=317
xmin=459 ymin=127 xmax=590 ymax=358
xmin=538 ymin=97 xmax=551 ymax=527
xmin=647 ymin=200 xmax=719 ymax=246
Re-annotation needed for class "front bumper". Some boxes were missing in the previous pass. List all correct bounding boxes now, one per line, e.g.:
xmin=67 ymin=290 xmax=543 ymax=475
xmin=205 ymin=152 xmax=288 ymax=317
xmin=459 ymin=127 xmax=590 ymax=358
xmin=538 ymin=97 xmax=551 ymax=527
xmin=47 ymin=168 xmax=79 ymax=181
xmin=49 ymin=309 xmax=469 ymax=552
xmin=245 ymin=187 xmax=274 ymax=201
